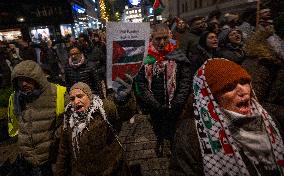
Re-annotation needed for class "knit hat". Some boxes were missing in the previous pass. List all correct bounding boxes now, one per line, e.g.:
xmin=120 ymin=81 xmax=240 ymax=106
xmin=204 ymin=58 xmax=251 ymax=96
xmin=70 ymin=82 xmax=93 ymax=100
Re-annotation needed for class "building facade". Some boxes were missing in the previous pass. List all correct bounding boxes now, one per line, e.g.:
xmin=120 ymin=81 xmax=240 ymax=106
xmin=168 ymin=0 xmax=261 ymax=20
xmin=0 ymin=0 xmax=99 ymax=42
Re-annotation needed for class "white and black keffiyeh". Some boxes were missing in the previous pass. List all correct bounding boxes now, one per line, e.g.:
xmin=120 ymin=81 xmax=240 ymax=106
xmin=192 ymin=58 xmax=284 ymax=176
xmin=63 ymin=95 xmax=107 ymax=158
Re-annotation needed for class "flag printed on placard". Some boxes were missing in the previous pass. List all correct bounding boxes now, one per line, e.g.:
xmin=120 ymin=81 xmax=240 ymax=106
xmin=112 ymin=40 xmax=145 ymax=64
xmin=112 ymin=40 xmax=145 ymax=81
xmin=106 ymin=22 xmax=150 ymax=89
xmin=112 ymin=63 xmax=142 ymax=81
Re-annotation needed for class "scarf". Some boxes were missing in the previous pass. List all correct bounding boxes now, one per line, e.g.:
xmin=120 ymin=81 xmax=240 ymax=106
xmin=192 ymin=58 xmax=284 ymax=176
xmin=64 ymin=95 xmax=107 ymax=159
xmin=223 ymin=109 xmax=279 ymax=174
xmin=68 ymin=54 xmax=85 ymax=68
xmin=144 ymin=42 xmax=177 ymax=107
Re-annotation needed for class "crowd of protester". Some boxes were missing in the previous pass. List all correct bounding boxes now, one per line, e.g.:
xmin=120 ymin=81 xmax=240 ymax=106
xmin=0 ymin=6 xmax=284 ymax=176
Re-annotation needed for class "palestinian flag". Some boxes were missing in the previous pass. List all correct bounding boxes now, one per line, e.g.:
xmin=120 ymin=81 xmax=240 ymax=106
xmin=112 ymin=63 xmax=142 ymax=81
xmin=112 ymin=40 xmax=145 ymax=64
xmin=112 ymin=40 xmax=146 ymax=81
xmin=150 ymin=0 xmax=164 ymax=15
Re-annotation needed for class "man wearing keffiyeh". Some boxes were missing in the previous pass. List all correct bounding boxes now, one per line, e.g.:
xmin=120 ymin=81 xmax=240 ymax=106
xmin=170 ymin=58 xmax=284 ymax=176
xmin=134 ymin=23 xmax=192 ymax=157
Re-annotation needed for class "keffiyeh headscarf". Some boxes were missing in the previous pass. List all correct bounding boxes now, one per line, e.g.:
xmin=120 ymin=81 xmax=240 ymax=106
xmin=192 ymin=58 xmax=284 ymax=175
xmin=64 ymin=95 xmax=107 ymax=158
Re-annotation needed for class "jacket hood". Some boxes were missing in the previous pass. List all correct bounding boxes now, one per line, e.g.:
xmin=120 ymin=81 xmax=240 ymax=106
xmin=11 ymin=60 xmax=49 ymax=90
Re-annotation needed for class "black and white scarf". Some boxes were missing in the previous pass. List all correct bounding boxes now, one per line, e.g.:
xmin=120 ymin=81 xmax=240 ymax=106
xmin=64 ymin=95 xmax=106 ymax=158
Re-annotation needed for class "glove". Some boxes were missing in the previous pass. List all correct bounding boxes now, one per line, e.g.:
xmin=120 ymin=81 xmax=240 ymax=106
xmin=114 ymin=74 xmax=133 ymax=102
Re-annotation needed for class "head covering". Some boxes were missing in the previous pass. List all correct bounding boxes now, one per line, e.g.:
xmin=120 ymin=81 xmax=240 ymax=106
xmin=192 ymin=58 xmax=284 ymax=176
xmin=218 ymin=28 xmax=242 ymax=46
xmin=199 ymin=31 xmax=212 ymax=49
xmin=224 ymin=13 xmax=239 ymax=23
xmin=204 ymin=59 xmax=251 ymax=96
xmin=70 ymin=82 xmax=93 ymax=100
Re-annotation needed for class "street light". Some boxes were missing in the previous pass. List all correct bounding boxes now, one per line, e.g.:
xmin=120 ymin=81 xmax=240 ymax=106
xmin=17 ymin=17 xmax=25 ymax=22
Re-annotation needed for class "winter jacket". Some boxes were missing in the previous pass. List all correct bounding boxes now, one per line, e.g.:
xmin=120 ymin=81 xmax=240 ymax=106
xmin=90 ymin=41 xmax=106 ymax=80
xmin=173 ymin=29 xmax=192 ymax=55
xmin=135 ymin=49 xmax=192 ymax=140
xmin=11 ymin=60 xmax=68 ymax=166
xmin=186 ymin=30 xmax=202 ymax=56
xmin=219 ymin=43 xmax=246 ymax=64
xmin=243 ymin=29 xmax=284 ymax=129
xmin=55 ymin=98 xmax=133 ymax=176
xmin=64 ymin=60 xmax=101 ymax=96
xmin=170 ymin=116 xmax=284 ymax=176
xmin=189 ymin=44 xmax=221 ymax=73
xmin=0 ymin=54 xmax=11 ymax=87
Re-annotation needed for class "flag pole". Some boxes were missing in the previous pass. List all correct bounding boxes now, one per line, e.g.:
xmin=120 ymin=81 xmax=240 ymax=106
xmin=256 ymin=0 xmax=261 ymax=29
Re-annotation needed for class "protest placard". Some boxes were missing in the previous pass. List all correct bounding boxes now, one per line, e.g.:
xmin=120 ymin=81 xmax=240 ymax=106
xmin=106 ymin=22 xmax=150 ymax=89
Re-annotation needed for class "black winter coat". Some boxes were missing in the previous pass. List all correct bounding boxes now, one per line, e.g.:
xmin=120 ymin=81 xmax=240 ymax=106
xmin=134 ymin=49 xmax=192 ymax=140
xmin=64 ymin=61 xmax=101 ymax=96
xmin=219 ymin=43 xmax=246 ymax=64
xmin=189 ymin=45 xmax=221 ymax=74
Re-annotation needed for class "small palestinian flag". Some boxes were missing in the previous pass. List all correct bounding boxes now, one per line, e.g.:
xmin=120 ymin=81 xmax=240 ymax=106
xmin=112 ymin=40 xmax=145 ymax=64
xmin=150 ymin=0 xmax=164 ymax=15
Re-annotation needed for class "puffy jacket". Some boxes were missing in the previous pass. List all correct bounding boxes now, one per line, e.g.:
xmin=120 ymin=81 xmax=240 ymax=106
xmin=10 ymin=60 xmax=68 ymax=166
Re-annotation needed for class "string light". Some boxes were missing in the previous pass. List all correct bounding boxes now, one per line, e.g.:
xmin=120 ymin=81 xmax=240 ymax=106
xmin=99 ymin=0 xmax=109 ymax=21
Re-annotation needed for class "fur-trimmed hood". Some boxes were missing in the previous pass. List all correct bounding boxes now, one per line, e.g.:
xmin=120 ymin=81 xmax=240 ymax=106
xmin=244 ymin=29 xmax=280 ymax=64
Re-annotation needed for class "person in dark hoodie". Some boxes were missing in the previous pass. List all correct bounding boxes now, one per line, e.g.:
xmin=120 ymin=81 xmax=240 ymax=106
xmin=189 ymin=31 xmax=220 ymax=73
xmin=172 ymin=18 xmax=191 ymax=55
xmin=134 ymin=23 xmax=192 ymax=157
xmin=187 ymin=16 xmax=207 ymax=55
xmin=64 ymin=47 xmax=102 ymax=97
xmin=90 ymin=33 xmax=106 ymax=82
xmin=219 ymin=29 xmax=246 ymax=64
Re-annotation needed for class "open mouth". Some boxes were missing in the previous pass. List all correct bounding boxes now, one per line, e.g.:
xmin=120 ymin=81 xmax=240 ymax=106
xmin=235 ymin=36 xmax=241 ymax=42
xmin=236 ymin=100 xmax=251 ymax=115
xmin=75 ymin=105 xmax=84 ymax=112
xmin=22 ymin=86 xmax=32 ymax=92
xmin=212 ymin=42 xmax=218 ymax=47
